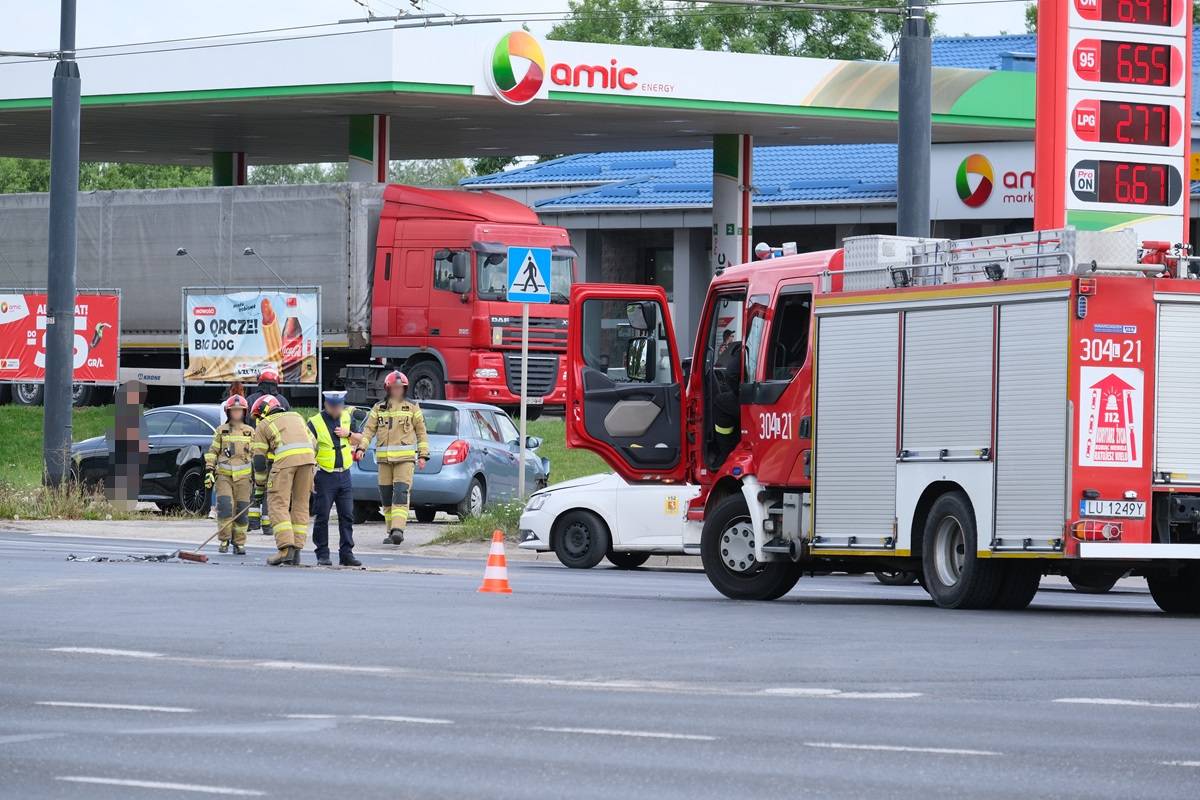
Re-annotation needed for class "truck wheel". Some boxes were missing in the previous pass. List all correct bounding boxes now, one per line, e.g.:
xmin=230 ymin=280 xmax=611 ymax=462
xmin=12 ymin=383 xmax=43 ymax=406
xmin=991 ymin=562 xmax=1041 ymax=610
xmin=0 ymin=384 xmax=10 ymax=405
xmin=553 ymin=509 xmax=610 ymax=569
xmin=920 ymin=491 xmax=1001 ymax=609
xmin=1068 ymin=572 xmax=1121 ymax=594
xmin=874 ymin=570 xmax=918 ymax=586
xmin=700 ymin=494 xmax=800 ymax=600
xmin=405 ymin=361 xmax=445 ymax=401
xmin=607 ymin=551 xmax=650 ymax=569
xmin=71 ymin=384 xmax=95 ymax=407
xmin=1148 ymin=566 xmax=1200 ymax=614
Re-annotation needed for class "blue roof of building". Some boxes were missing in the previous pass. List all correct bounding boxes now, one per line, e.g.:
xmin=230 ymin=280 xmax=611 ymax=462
xmin=463 ymin=31 xmax=1200 ymax=210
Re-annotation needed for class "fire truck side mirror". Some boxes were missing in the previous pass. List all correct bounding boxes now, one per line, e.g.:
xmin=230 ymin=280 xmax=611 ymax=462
xmin=626 ymin=301 xmax=657 ymax=333
xmin=452 ymin=252 xmax=471 ymax=280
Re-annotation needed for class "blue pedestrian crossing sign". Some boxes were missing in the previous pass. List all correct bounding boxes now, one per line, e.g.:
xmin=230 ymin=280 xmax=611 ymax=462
xmin=506 ymin=246 xmax=552 ymax=304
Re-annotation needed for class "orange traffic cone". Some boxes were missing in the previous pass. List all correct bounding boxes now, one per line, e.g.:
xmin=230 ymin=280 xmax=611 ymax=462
xmin=477 ymin=530 xmax=513 ymax=594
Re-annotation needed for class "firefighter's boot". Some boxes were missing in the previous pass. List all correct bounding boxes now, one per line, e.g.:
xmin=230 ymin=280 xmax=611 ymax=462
xmin=291 ymin=547 xmax=302 ymax=566
xmin=387 ymin=529 xmax=405 ymax=545
xmin=233 ymin=544 xmax=246 ymax=556
xmin=218 ymin=541 xmax=229 ymax=554
xmin=267 ymin=547 xmax=292 ymax=566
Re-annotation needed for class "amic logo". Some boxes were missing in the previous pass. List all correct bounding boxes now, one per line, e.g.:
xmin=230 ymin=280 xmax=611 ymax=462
xmin=955 ymin=153 xmax=994 ymax=208
xmin=487 ymin=31 xmax=546 ymax=105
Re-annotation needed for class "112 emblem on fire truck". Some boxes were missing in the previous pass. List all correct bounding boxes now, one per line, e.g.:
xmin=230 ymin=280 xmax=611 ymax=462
xmin=1079 ymin=366 xmax=1143 ymax=468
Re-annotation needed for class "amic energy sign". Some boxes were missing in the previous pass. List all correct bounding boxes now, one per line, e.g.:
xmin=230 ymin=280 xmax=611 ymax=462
xmin=1034 ymin=0 xmax=1192 ymax=244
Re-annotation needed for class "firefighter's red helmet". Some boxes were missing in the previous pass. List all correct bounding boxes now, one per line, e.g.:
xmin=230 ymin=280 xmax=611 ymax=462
xmin=222 ymin=395 xmax=249 ymax=415
xmin=257 ymin=368 xmax=280 ymax=384
xmin=251 ymin=394 xmax=281 ymax=419
xmin=384 ymin=370 xmax=409 ymax=390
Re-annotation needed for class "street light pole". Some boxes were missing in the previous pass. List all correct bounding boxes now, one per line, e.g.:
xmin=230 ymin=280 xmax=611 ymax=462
xmin=43 ymin=0 xmax=81 ymax=486
xmin=897 ymin=0 xmax=931 ymax=238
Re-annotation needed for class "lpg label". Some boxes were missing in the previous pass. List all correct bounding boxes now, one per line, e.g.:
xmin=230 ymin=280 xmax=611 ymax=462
xmin=1078 ymin=366 xmax=1144 ymax=468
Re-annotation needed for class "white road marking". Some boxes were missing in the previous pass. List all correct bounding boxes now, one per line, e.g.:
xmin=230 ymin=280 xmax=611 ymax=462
xmin=0 ymin=733 xmax=63 ymax=745
xmin=352 ymin=715 xmax=453 ymax=725
xmin=761 ymin=688 xmax=922 ymax=700
xmin=804 ymin=742 xmax=1000 ymax=756
xmin=254 ymin=660 xmax=391 ymax=674
xmin=37 ymin=701 xmax=195 ymax=713
xmin=282 ymin=714 xmax=338 ymax=720
xmin=530 ymin=726 xmax=715 ymax=741
xmin=56 ymin=776 xmax=264 ymax=796
xmin=50 ymin=646 xmax=163 ymax=659
xmin=1162 ymin=761 xmax=1200 ymax=767
xmin=1054 ymin=697 xmax=1200 ymax=710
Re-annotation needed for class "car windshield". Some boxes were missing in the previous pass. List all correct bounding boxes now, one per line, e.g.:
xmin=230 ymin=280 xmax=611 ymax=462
xmin=477 ymin=253 xmax=575 ymax=304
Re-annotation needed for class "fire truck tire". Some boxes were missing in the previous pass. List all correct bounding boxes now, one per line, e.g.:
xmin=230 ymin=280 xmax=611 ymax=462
xmin=1147 ymin=566 xmax=1200 ymax=614
xmin=990 ymin=562 xmax=1041 ymax=610
xmin=700 ymin=494 xmax=801 ymax=601
xmin=553 ymin=509 xmax=610 ymax=569
xmin=920 ymin=491 xmax=1002 ymax=609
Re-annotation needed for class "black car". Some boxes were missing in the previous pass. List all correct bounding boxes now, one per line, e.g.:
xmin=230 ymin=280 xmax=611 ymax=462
xmin=70 ymin=403 xmax=222 ymax=515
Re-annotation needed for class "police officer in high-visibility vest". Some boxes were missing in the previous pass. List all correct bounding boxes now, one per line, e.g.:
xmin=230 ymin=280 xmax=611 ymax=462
xmin=355 ymin=370 xmax=429 ymax=545
xmin=306 ymin=391 xmax=363 ymax=567
xmin=204 ymin=395 xmax=255 ymax=555
xmin=251 ymin=395 xmax=316 ymax=566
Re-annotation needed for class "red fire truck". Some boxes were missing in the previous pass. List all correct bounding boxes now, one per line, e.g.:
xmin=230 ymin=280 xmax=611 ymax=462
xmin=566 ymin=228 xmax=1200 ymax=613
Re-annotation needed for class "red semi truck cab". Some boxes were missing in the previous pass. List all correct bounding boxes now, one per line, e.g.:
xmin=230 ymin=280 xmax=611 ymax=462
xmin=367 ymin=185 xmax=575 ymax=409
xmin=566 ymin=229 xmax=1200 ymax=613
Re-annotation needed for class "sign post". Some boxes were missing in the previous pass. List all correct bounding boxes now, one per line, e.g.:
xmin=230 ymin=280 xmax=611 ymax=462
xmin=506 ymin=246 xmax=552 ymax=499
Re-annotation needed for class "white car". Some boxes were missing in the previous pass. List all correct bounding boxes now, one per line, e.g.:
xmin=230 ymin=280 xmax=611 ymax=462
xmin=518 ymin=473 xmax=701 ymax=569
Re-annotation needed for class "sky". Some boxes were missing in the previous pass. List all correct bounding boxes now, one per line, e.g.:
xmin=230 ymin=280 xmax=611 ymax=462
xmin=2 ymin=0 xmax=1030 ymax=53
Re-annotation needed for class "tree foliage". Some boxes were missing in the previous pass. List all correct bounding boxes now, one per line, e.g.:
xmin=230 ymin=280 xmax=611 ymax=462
xmin=0 ymin=158 xmax=211 ymax=193
xmin=548 ymin=0 xmax=919 ymax=61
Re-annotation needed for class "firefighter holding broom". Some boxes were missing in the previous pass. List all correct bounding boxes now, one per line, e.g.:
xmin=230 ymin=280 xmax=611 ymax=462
xmin=355 ymin=370 xmax=428 ymax=545
xmin=251 ymin=395 xmax=317 ymax=566
xmin=204 ymin=395 xmax=256 ymax=555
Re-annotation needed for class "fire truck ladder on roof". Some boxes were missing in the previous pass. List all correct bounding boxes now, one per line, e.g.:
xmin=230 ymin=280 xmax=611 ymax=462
xmin=830 ymin=227 xmax=1147 ymax=293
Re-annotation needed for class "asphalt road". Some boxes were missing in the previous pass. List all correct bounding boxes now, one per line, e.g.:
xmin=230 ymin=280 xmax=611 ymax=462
xmin=1 ymin=531 xmax=1198 ymax=799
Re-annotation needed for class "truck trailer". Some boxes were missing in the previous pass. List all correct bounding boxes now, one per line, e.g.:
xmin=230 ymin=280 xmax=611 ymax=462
xmin=564 ymin=228 xmax=1200 ymax=613
xmin=0 ymin=183 xmax=575 ymax=411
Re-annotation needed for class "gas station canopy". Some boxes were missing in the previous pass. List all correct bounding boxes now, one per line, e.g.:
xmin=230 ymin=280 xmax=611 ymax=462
xmin=0 ymin=24 xmax=1034 ymax=165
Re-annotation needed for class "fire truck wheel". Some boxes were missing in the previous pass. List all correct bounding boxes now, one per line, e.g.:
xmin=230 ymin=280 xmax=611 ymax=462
xmin=553 ymin=509 xmax=610 ymax=569
xmin=1147 ymin=566 xmax=1200 ymax=614
xmin=700 ymin=494 xmax=801 ymax=601
xmin=920 ymin=491 xmax=1001 ymax=609
xmin=990 ymin=562 xmax=1041 ymax=610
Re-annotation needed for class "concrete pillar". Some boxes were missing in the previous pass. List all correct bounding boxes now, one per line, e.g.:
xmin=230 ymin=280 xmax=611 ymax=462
xmin=567 ymin=228 xmax=603 ymax=283
xmin=712 ymin=133 xmax=753 ymax=271
xmin=672 ymin=227 xmax=710 ymax=358
xmin=348 ymin=114 xmax=390 ymax=183
xmin=212 ymin=151 xmax=247 ymax=186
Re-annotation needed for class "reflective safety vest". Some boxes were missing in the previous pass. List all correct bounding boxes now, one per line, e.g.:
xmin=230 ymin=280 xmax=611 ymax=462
xmin=309 ymin=409 xmax=353 ymax=472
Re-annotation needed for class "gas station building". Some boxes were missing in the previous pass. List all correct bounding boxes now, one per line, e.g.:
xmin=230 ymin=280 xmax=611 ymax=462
xmin=0 ymin=23 xmax=1053 ymax=347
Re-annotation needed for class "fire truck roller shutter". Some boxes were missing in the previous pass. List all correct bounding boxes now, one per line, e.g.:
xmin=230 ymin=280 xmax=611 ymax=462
xmin=813 ymin=312 xmax=899 ymax=550
xmin=898 ymin=305 xmax=996 ymax=553
xmin=994 ymin=301 xmax=1069 ymax=552
xmin=1155 ymin=302 xmax=1200 ymax=480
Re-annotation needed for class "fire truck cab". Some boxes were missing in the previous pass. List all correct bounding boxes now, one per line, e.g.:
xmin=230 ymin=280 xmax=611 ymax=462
xmin=566 ymin=228 xmax=1200 ymax=613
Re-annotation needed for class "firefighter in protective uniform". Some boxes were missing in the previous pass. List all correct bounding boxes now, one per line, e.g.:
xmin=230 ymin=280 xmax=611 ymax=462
xmin=204 ymin=395 xmax=255 ymax=555
xmin=355 ymin=370 xmax=428 ymax=544
xmin=251 ymin=395 xmax=317 ymax=566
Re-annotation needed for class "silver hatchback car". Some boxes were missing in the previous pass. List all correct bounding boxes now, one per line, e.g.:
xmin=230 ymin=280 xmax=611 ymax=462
xmin=350 ymin=400 xmax=550 ymax=522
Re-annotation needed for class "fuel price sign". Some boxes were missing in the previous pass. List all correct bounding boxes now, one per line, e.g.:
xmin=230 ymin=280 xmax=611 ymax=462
xmin=1070 ymin=32 xmax=1185 ymax=94
xmin=1071 ymin=0 xmax=1189 ymax=33
xmin=1069 ymin=93 xmax=1185 ymax=153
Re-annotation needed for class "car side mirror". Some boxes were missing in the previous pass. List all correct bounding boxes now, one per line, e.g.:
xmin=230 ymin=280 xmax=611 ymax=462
xmin=525 ymin=436 xmax=542 ymax=450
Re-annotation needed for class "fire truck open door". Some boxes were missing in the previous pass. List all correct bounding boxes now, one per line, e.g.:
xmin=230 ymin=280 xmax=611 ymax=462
xmin=566 ymin=285 xmax=688 ymax=483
